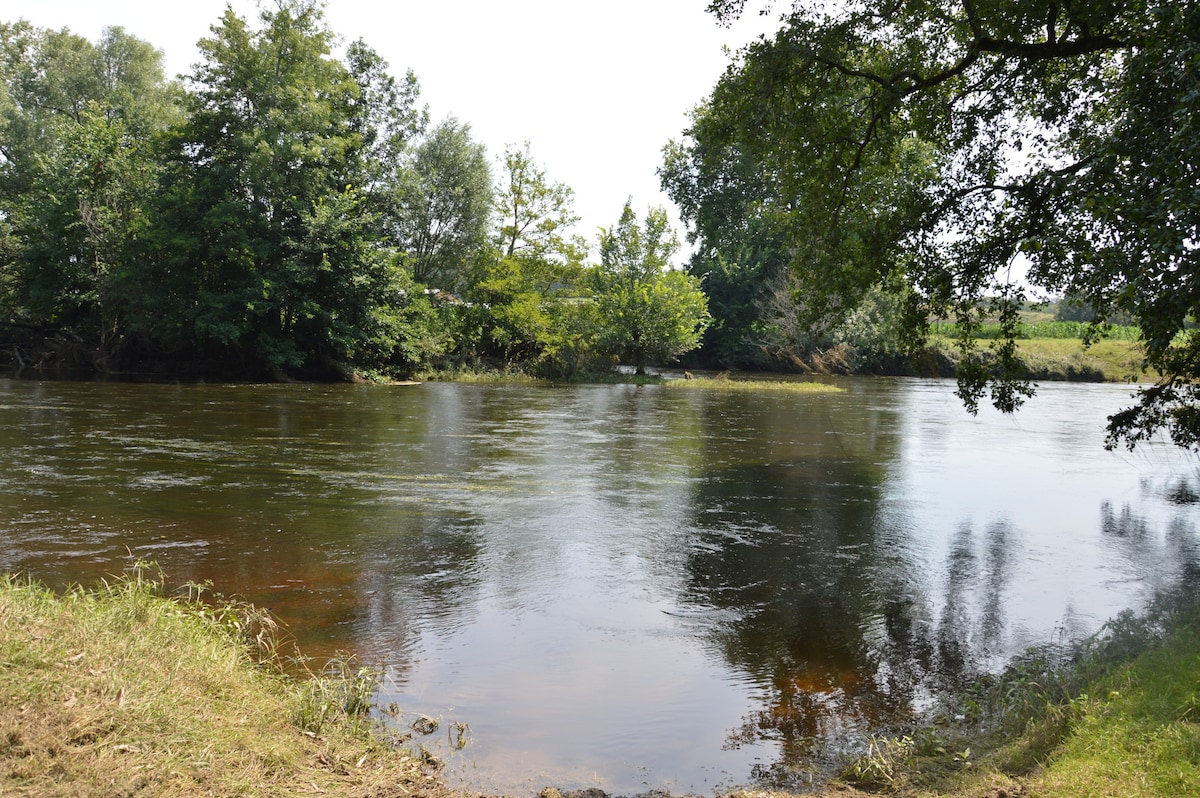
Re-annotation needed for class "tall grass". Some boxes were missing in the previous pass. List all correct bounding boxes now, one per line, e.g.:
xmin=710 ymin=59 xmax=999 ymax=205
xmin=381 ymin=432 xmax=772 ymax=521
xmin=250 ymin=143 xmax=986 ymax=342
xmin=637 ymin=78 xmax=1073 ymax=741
xmin=930 ymin=320 xmax=1143 ymax=341
xmin=0 ymin=564 xmax=441 ymax=798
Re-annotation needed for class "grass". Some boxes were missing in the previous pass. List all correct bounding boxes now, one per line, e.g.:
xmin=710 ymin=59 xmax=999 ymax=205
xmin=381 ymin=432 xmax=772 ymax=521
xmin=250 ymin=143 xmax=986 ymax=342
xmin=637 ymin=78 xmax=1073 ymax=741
xmin=1014 ymin=337 xmax=1151 ymax=383
xmin=411 ymin=364 xmax=539 ymax=384
xmin=663 ymin=374 xmax=844 ymax=393
xmin=409 ymin=365 xmax=846 ymax=391
xmin=925 ymin=335 xmax=1152 ymax=384
xmin=0 ymin=565 xmax=448 ymax=798
xmin=832 ymin=589 xmax=1200 ymax=798
xmin=929 ymin=321 xmax=1143 ymax=341
xmin=1017 ymin=615 xmax=1200 ymax=797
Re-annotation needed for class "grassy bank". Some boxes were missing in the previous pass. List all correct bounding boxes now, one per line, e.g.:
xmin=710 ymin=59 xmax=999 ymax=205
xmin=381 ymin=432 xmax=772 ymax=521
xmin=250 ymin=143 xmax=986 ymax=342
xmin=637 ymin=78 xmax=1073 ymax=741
xmin=0 ymin=568 xmax=447 ymax=798
xmin=1014 ymin=337 xmax=1150 ymax=383
xmin=831 ymin=590 xmax=1200 ymax=798
xmin=922 ymin=335 xmax=1151 ymax=384
xmin=664 ymin=375 xmax=844 ymax=393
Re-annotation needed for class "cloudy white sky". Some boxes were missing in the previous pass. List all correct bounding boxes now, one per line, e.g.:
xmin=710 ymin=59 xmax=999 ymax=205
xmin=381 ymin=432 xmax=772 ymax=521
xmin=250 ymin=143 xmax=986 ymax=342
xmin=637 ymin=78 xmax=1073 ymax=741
xmin=12 ymin=1 xmax=779 ymax=261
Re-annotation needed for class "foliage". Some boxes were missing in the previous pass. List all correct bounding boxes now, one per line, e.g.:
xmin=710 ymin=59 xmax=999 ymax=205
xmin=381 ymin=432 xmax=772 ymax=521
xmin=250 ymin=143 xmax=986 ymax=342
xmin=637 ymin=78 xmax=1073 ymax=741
xmin=662 ymin=90 xmax=925 ymax=372
xmin=661 ymin=109 xmax=794 ymax=368
xmin=592 ymin=201 xmax=711 ymax=373
xmin=978 ymin=591 xmax=1200 ymax=796
xmin=142 ymin=0 xmax=423 ymax=377
xmin=0 ymin=23 xmax=180 ymax=355
xmin=824 ymin=281 xmax=914 ymax=371
xmin=931 ymin=320 xmax=1143 ymax=341
xmin=376 ymin=270 xmax=463 ymax=375
xmin=343 ymin=38 xmax=427 ymax=193
xmin=493 ymin=141 xmax=587 ymax=266
xmin=688 ymin=0 xmax=1200 ymax=448
xmin=819 ymin=585 xmax=1200 ymax=796
xmin=522 ymin=298 xmax=611 ymax=379
xmin=393 ymin=117 xmax=492 ymax=291
xmin=470 ymin=255 xmax=583 ymax=365
xmin=294 ymin=654 xmax=380 ymax=735
xmin=840 ymin=734 xmax=916 ymax=788
xmin=469 ymin=143 xmax=589 ymax=365
xmin=0 ymin=6 xmax=470 ymax=380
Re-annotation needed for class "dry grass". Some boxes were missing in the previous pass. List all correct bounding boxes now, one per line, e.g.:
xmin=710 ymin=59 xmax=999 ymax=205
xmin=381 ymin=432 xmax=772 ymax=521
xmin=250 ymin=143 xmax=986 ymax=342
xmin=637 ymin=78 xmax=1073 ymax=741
xmin=0 ymin=567 xmax=452 ymax=798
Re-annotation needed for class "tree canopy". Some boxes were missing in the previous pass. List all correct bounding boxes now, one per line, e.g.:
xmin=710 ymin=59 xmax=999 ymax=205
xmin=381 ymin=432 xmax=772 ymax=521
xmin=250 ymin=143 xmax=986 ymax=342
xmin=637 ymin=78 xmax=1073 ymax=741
xmin=0 ymin=3 xmax=713 ymax=380
xmin=0 ymin=22 xmax=181 ymax=363
xmin=394 ymin=117 xmax=492 ymax=291
xmin=593 ymin=202 xmax=711 ymax=374
xmin=672 ymin=0 xmax=1200 ymax=448
xmin=469 ymin=143 xmax=590 ymax=366
xmin=147 ymin=0 xmax=414 ymax=376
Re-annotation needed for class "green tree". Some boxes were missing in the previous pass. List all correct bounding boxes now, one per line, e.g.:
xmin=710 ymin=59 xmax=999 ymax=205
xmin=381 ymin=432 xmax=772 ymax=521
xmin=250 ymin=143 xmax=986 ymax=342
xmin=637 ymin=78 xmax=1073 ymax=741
xmin=663 ymin=112 xmax=917 ymax=372
xmin=344 ymin=39 xmax=426 ymax=187
xmin=494 ymin=142 xmax=586 ymax=265
xmin=592 ymin=201 xmax=710 ymax=374
xmin=693 ymin=0 xmax=1200 ymax=447
xmin=393 ymin=117 xmax=492 ymax=290
xmin=470 ymin=143 xmax=588 ymax=364
xmin=0 ymin=22 xmax=178 ymax=358
xmin=661 ymin=114 xmax=800 ymax=368
xmin=146 ymin=0 xmax=413 ymax=377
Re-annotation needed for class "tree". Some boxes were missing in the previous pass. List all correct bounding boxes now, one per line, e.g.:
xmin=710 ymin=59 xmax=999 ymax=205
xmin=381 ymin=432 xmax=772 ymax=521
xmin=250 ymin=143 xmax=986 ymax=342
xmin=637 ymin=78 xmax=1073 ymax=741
xmin=494 ymin=142 xmax=586 ymax=265
xmin=690 ymin=0 xmax=1200 ymax=448
xmin=0 ymin=22 xmax=179 ymax=358
xmin=661 ymin=112 xmax=801 ymax=368
xmin=392 ymin=117 xmax=492 ymax=290
xmin=469 ymin=143 xmax=588 ymax=363
xmin=146 ymin=0 xmax=414 ymax=377
xmin=344 ymin=39 xmax=426 ymax=188
xmin=592 ymin=201 xmax=710 ymax=374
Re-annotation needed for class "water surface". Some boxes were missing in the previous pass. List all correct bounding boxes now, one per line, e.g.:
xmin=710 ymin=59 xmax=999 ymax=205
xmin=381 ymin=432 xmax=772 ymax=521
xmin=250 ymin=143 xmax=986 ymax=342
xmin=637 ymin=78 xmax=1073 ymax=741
xmin=1 ymin=377 xmax=1196 ymax=794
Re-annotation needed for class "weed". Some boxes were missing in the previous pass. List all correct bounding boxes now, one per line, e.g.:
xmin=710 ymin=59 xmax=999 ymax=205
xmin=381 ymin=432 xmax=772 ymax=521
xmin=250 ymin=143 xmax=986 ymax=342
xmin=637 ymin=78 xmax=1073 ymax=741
xmin=840 ymin=734 xmax=914 ymax=788
xmin=294 ymin=653 xmax=381 ymax=734
xmin=448 ymin=721 xmax=470 ymax=751
xmin=410 ymin=714 xmax=440 ymax=735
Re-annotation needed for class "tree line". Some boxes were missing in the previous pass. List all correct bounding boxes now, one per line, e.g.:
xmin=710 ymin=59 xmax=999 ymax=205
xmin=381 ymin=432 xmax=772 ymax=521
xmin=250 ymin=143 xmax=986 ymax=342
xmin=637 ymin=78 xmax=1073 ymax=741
xmin=662 ymin=0 xmax=1200 ymax=450
xmin=7 ymin=0 xmax=1197 ymax=451
xmin=0 ymin=0 xmax=710 ymax=381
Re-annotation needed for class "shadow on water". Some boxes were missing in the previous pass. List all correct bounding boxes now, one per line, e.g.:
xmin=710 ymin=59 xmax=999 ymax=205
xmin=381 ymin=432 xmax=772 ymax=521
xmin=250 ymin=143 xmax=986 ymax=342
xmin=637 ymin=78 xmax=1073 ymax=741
xmin=672 ymin=400 xmax=1029 ymax=787
xmin=682 ymin=454 xmax=900 ymax=785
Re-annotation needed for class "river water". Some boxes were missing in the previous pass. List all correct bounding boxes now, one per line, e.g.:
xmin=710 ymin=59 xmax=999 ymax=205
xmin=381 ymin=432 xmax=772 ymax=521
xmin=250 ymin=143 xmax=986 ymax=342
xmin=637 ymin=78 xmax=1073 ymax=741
xmin=1 ymin=376 xmax=1197 ymax=794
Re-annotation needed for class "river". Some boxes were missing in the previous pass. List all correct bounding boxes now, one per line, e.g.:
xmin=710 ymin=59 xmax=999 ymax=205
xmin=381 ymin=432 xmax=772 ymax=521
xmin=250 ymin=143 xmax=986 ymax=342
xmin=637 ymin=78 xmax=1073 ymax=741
xmin=0 ymin=376 xmax=1196 ymax=794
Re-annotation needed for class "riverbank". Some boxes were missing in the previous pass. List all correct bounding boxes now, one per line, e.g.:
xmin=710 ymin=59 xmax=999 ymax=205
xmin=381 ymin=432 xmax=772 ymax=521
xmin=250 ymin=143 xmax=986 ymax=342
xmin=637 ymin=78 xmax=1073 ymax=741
xmin=0 ymin=567 xmax=451 ymax=798
xmin=3 ymin=568 xmax=1197 ymax=798
xmin=2 ymin=316 xmax=1152 ymax=388
xmin=830 ymin=586 xmax=1200 ymax=798
xmin=867 ymin=336 xmax=1149 ymax=384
